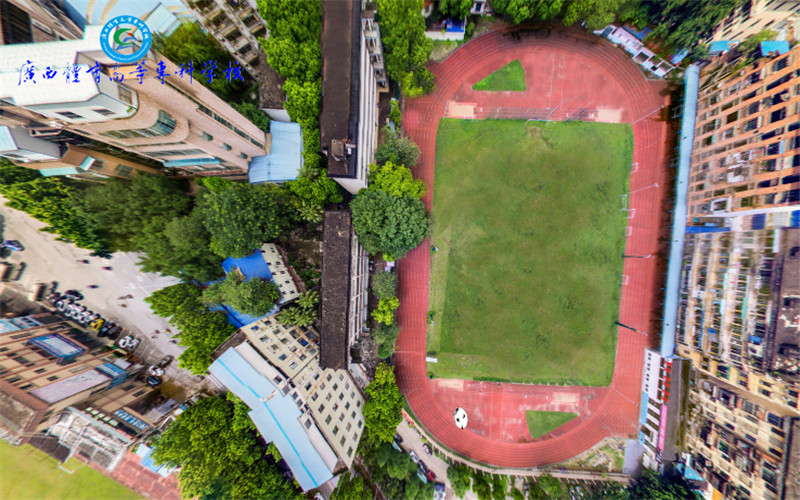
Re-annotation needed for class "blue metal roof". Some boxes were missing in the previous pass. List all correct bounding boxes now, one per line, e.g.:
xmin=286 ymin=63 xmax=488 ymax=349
xmin=761 ymin=41 xmax=790 ymax=56
xmin=709 ymin=41 xmax=737 ymax=54
xmin=209 ymin=347 xmax=334 ymax=491
xmin=248 ymin=121 xmax=303 ymax=184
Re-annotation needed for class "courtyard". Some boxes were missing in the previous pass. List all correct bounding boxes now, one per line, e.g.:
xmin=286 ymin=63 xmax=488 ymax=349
xmin=427 ymin=118 xmax=632 ymax=386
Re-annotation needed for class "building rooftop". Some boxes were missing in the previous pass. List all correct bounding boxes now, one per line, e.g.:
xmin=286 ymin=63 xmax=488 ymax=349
xmin=209 ymin=344 xmax=337 ymax=491
xmin=0 ymin=381 xmax=48 ymax=443
xmin=257 ymin=50 xmax=287 ymax=110
xmin=319 ymin=211 xmax=352 ymax=370
xmin=248 ymin=121 xmax=302 ymax=183
xmin=319 ymin=0 xmax=361 ymax=178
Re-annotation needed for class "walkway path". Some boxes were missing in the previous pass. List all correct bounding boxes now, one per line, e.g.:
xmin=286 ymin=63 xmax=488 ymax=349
xmin=397 ymin=25 xmax=671 ymax=467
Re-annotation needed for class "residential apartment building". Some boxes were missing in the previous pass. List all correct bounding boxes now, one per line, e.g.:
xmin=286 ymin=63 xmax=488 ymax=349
xmin=685 ymin=372 xmax=799 ymax=500
xmin=319 ymin=210 xmax=369 ymax=372
xmin=260 ymin=243 xmax=302 ymax=304
xmin=0 ymin=314 xmax=156 ymax=445
xmin=0 ymin=0 xmax=84 ymax=45
xmin=712 ymin=0 xmax=800 ymax=42
xmin=182 ymin=0 xmax=266 ymax=78
xmin=0 ymin=25 xmax=268 ymax=177
xmin=209 ymin=313 xmax=365 ymax=492
xmin=689 ymin=44 xmax=800 ymax=217
xmin=320 ymin=0 xmax=382 ymax=194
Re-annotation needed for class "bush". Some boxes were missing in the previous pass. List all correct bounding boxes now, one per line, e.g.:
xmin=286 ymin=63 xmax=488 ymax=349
xmin=371 ymin=271 xmax=398 ymax=298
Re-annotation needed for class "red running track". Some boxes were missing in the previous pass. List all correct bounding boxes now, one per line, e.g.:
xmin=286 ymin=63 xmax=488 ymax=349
xmin=397 ymin=25 xmax=671 ymax=467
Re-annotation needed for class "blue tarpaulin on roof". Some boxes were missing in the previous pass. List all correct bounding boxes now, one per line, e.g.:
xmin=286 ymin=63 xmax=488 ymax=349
xmin=209 ymin=347 xmax=334 ymax=491
xmin=216 ymin=250 xmax=278 ymax=327
xmin=249 ymin=121 xmax=303 ymax=184
xmin=709 ymin=41 xmax=737 ymax=54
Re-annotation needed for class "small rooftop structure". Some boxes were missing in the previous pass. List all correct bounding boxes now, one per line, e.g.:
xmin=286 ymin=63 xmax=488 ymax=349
xmin=260 ymin=244 xmax=301 ymax=302
xmin=708 ymin=40 xmax=738 ymax=55
xmin=319 ymin=211 xmax=352 ymax=370
xmin=248 ymin=122 xmax=303 ymax=184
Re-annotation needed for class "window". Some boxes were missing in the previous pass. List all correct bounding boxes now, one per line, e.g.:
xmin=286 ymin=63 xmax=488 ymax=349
xmin=318 ymin=404 xmax=324 ymax=412
xmin=346 ymin=423 xmax=351 ymax=431
xmin=325 ymin=415 xmax=331 ymax=424
xmin=239 ymin=152 xmax=248 ymax=159
xmin=771 ymin=108 xmax=786 ymax=123
xmin=12 ymin=355 xmax=31 ymax=365
xmin=305 ymin=419 xmax=312 ymax=429
xmin=202 ymin=132 xmax=213 ymax=141
xmin=333 ymin=383 xmax=338 ymax=391
xmin=56 ymin=110 xmax=83 ymax=120
xmin=782 ymin=174 xmax=800 ymax=184
xmin=101 ymin=110 xmax=176 ymax=139
xmin=92 ymin=108 xmax=115 ymax=116
xmin=278 ymin=354 xmax=287 ymax=361
xmin=340 ymin=436 xmax=346 ymax=446
xmin=288 ymin=361 xmax=297 ymax=370
xmin=133 ymin=389 xmax=147 ymax=397
xmin=47 ymin=375 xmax=59 ymax=381
xmin=345 ymin=402 xmax=350 ymax=410
xmin=773 ymin=58 xmax=788 ymax=72
xmin=146 ymin=149 xmax=206 ymax=157
xmin=347 ymin=447 xmax=353 ymax=457
xmin=118 ymin=86 xmax=133 ymax=104
xmin=332 ymin=425 xmax=339 ymax=435
xmin=222 ymin=143 xmax=232 ymax=151
xmin=6 ymin=376 xmax=21 ymax=384
xmin=19 ymin=383 xmax=34 ymax=390
xmin=311 ymin=392 xmax=318 ymax=401
xmin=34 ymin=368 xmax=46 ymax=374
xmin=114 ymin=165 xmax=133 ymax=177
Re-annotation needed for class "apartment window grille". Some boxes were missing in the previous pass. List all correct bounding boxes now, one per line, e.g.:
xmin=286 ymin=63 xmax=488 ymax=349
xmin=92 ymin=108 xmax=116 ymax=116
xmin=101 ymin=110 xmax=176 ymax=139
xmin=56 ymin=111 xmax=83 ymax=120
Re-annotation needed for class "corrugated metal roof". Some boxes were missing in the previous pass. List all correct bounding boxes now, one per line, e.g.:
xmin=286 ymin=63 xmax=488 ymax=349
xmin=40 ymin=167 xmax=80 ymax=176
xmin=760 ymin=41 xmax=790 ymax=55
xmin=248 ymin=121 xmax=303 ymax=183
xmin=209 ymin=345 xmax=334 ymax=491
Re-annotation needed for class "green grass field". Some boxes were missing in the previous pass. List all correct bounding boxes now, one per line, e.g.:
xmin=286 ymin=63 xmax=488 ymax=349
xmin=0 ymin=441 xmax=141 ymax=500
xmin=427 ymin=119 xmax=632 ymax=386
xmin=472 ymin=60 xmax=526 ymax=91
xmin=526 ymin=411 xmax=578 ymax=439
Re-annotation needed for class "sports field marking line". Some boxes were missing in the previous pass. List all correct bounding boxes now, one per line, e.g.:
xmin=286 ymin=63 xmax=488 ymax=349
xmin=610 ymin=387 xmax=637 ymax=407
xmin=627 ymin=208 xmax=636 ymax=220
xmin=626 ymin=226 xmax=633 ymax=236
xmin=630 ymin=162 xmax=639 ymax=173
xmin=621 ymin=275 xmax=629 ymax=286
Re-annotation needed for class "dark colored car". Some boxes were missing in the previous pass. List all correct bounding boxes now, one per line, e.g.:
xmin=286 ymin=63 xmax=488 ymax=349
xmin=417 ymin=461 xmax=427 ymax=474
xmin=146 ymin=376 xmax=162 ymax=387
xmin=394 ymin=433 xmax=403 ymax=444
xmin=63 ymin=289 xmax=84 ymax=301
xmin=422 ymin=443 xmax=432 ymax=455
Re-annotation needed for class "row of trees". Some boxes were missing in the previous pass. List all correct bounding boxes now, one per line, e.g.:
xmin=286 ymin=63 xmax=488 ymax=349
xmin=489 ymin=0 xmax=740 ymax=50
xmin=151 ymin=395 xmax=300 ymax=499
xmin=376 ymin=0 xmax=435 ymax=97
xmin=446 ymin=465 xmax=696 ymax=499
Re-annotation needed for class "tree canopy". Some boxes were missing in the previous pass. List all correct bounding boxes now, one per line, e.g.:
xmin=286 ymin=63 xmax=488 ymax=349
xmin=371 ymin=271 xmax=397 ymax=298
xmin=0 ymin=159 xmax=42 ymax=185
xmin=151 ymin=396 xmax=299 ymax=500
xmin=198 ymin=182 xmax=291 ymax=258
xmin=202 ymin=270 xmax=281 ymax=317
xmin=372 ymin=296 xmax=400 ymax=326
xmin=350 ymin=190 xmax=429 ymax=258
xmin=369 ymin=161 xmax=426 ymax=198
xmin=375 ymin=0 xmax=435 ymax=96
xmin=440 ymin=0 xmax=473 ymax=18
xmin=642 ymin=0 xmax=741 ymax=50
xmin=363 ymin=363 xmax=404 ymax=443
xmin=278 ymin=290 xmax=320 ymax=327
xmin=375 ymin=127 xmax=421 ymax=168
xmin=331 ymin=471 xmax=371 ymax=500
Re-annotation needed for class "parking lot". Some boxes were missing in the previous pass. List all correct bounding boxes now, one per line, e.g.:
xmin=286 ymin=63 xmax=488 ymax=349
xmin=0 ymin=200 xmax=203 ymax=390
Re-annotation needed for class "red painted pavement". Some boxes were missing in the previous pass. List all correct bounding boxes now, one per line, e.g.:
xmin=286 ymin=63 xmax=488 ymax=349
xmin=397 ymin=25 xmax=670 ymax=467
xmin=81 ymin=452 xmax=183 ymax=500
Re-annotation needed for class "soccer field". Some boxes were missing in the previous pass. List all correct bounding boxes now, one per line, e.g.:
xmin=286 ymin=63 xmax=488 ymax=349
xmin=427 ymin=119 xmax=632 ymax=386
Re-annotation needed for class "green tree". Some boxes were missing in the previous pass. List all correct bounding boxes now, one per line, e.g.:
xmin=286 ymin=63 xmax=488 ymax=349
xmin=643 ymin=0 xmax=741 ymax=49
xmin=440 ymin=0 xmax=473 ymax=18
xmin=447 ymin=464 xmax=472 ymax=498
xmin=372 ymin=296 xmax=400 ymax=325
xmin=389 ymin=99 xmax=402 ymax=127
xmin=261 ymin=36 xmax=321 ymax=82
xmin=375 ymin=127 xmax=421 ymax=168
xmin=278 ymin=290 xmax=319 ymax=327
xmin=173 ymin=308 xmax=237 ymax=374
xmin=79 ymin=174 xmax=191 ymax=252
xmin=0 ymin=178 xmax=109 ymax=254
xmin=144 ymin=283 xmax=203 ymax=319
xmin=350 ymin=190 xmax=429 ymax=258
xmin=0 ymin=159 xmax=41 ymax=185
xmin=473 ymin=472 xmax=491 ymax=500
xmin=371 ymin=271 xmax=398 ymax=298
xmin=198 ymin=182 xmax=291 ymax=258
xmin=369 ymin=161 xmax=426 ymax=198
xmin=233 ymin=101 xmax=270 ymax=132
xmin=151 ymin=397 xmax=298 ymax=500
xmin=738 ymin=29 xmax=777 ymax=55
xmin=202 ymin=270 xmax=280 ymax=316
xmin=596 ymin=481 xmax=627 ymax=499
xmin=537 ymin=474 xmax=567 ymax=499
xmin=490 ymin=0 xmax=565 ymax=24
xmin=491 ymin=474 xmax=507 ymax=500
xmin=562 ymin=0 xmax=633 ymax=30
xmin=376 ymin=0 xmax=435 ymax=96
xmin=628 ymin=469 xmax=694 ymax=500
xmin=153 ymin=23 xmax=252 ymax=103
xmin=296 ymin=199 xmax=323 ymax=224
xmin=510 ymin=487 xmax=525 ymax=500
xmin=286 ymin=174 xmax=343 ymax=207
xmin=363 ymin=363 xmax=404 ymax=443
xmin=332 ymin=471 xmax=371 ymax=500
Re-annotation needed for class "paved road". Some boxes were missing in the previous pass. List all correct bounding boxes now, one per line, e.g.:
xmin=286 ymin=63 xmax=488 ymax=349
xmin=0 ymin=199 xmax=202 ymax=389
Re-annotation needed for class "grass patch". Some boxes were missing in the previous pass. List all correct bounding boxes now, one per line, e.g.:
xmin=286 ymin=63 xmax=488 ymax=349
xmin=526 ymin=411 xmax=578 ymax=439
xmin=472 ymin=60 xmax=526 ymax=91
xmin=428 ymin=119 xmax=632 ymax=385
xmin=0 ymin=441 xmax=141 ymax=500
